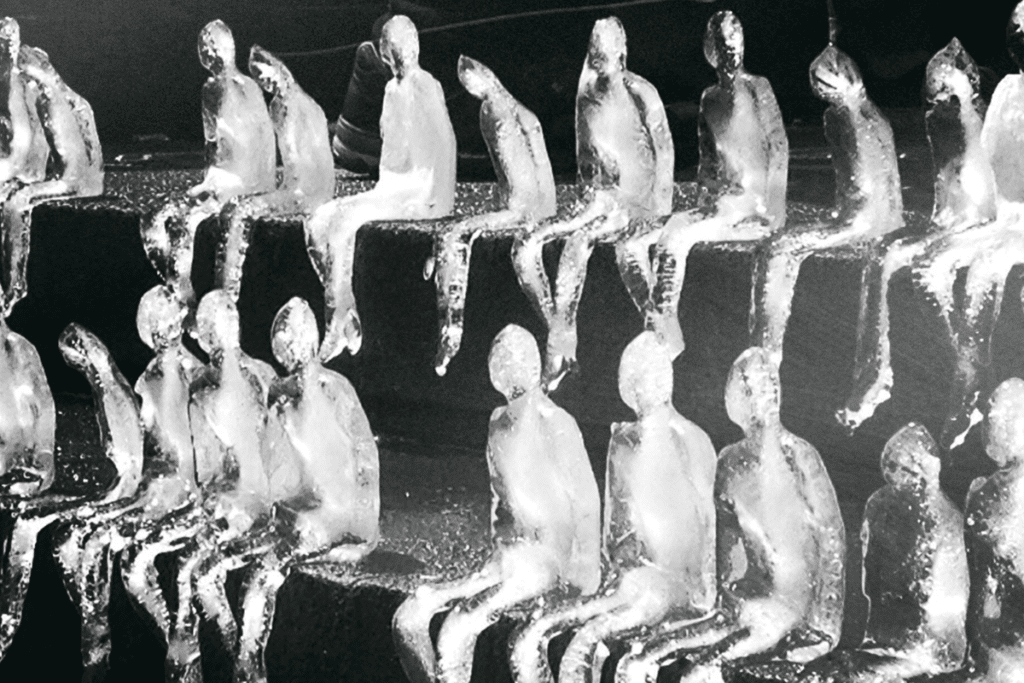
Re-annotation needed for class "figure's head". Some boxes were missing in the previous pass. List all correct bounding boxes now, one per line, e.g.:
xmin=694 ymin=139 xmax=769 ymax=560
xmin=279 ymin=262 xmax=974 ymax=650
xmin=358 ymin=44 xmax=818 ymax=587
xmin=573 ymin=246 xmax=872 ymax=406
xmin=809 ymin=45 xmax=864 ymax=105
xmin=458 ymin=55 xmax=501 ymax=100
xmin=880 ymin=422 xmax=941 ymax=490
xmin=58 ymin=323 xmax=99 ymax=374
xmin=488 ymin=324 xmax=541 ymax=401
xmin=198 ymin=19 xmax=236 ymax=75
xmin=271 ymin=297 xmax=319 ymax=373
xmin=1008 ymin=1 xmax=1024 ymax=71
xmin=704 ymin=11 xmax=744 ymax=78
xmin=248 ymin=45 xmax=293 ymax=97
xmin=586 ymin=17 xmax=627 ymax=77
xmin=0 ymin=17 xmax=20 ymax=63
xmin=379 ymin=15 xmax=419 ymax=77
xmin=619 ymin=332 xmax=673 ymax=416
xmin=195 ymin=290 xmax=240 ymax=356
xmin=137 ymin=285 xmax=185 ymax=352
xmin=924 ymin=38 xmax=978 ymax=107
xmin=986 ymin=377 xmax=1024 ymax=467
xmin=725 ymin=347 xmax=781 ymax=433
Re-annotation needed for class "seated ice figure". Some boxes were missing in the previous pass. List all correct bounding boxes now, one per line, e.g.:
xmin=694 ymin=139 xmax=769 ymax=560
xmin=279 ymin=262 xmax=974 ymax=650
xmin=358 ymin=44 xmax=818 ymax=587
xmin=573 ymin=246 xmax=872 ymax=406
xmin=0 ymin=18 xmax=48 ymax=197
xmin=216 ymin=44 xmax=335 ymax=304
xmin=508 ymin=331 xmax=717 ymax=683
xmin=425 ymin=54 xmax=556 ymax=375
xmin=749 ymin=44 xmax=902 ymax=372
xmin=392 ymin=324 xmax=600 ymax=683
xmin=306 ymin=14 xmax=456 ymax=362
xmin=643 ymin=10 xmax=788 ymax=358
xmin=512 ymin=16 xmax=673 ymax=389
xmin=614 ymin=347 xmax=845 ymax=683
xmin=141 ymin=20 xmax=276 ymax=318
xmin=963 ymin=377 xmax=1024 ymax=681
xmin=800 ymin=423 xmax=967 ymax=682
xmin=3 ymin=44 xmax=103 ymax=314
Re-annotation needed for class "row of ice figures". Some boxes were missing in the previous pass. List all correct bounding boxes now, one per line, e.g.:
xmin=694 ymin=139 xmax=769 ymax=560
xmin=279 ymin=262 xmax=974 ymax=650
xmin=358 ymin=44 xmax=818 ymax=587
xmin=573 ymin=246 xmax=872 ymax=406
xmin=0 ymin=286 xmax=379 ymax=682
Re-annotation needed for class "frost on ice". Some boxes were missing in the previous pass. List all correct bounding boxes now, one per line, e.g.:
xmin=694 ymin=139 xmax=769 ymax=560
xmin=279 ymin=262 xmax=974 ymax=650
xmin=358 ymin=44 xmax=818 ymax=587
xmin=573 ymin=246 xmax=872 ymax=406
xmin=512 ymin=16 xmax=673 ymax=390
xmin=643 ymin=10 xmax=788 ymax=358
xmin=508 ymin=331 xmax=717 ymax=683
xmin=392 ymin=324 xmax=600 ymax=683
xmin=615 ymin=348 xmax=845 ymax=683
xmin=426 ymin=54 xmax=556 ymax=375
xmin=141 ymin=20 xmax=276 ymax=320
xmin=306 ymin=14 xmax=456 ymax=363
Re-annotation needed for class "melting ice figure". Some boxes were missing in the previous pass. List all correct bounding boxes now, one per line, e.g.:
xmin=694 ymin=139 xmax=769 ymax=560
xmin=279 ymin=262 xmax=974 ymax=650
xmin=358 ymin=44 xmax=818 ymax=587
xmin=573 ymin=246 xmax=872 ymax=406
xmin=642 ymin=10 xmax=788 ymax=358
xmin=0 ymin=18 xmax=48 ymax=202
xmin=512 ymin=16 xmax=673 ymax=389
xmin=425 ymin=54 xmax=556 ymax=375
xmin=392 ymin=324 xmax=600 ymax=683
xmin=508 ymin=331 xmax=717 ymax=683
xmin=141 ymin=20 xmax=276 ymax=319
xmin=306 ymin=14 xmax=457 ymax=363
xmin=615 ymin=348 xmax=845 ymax=683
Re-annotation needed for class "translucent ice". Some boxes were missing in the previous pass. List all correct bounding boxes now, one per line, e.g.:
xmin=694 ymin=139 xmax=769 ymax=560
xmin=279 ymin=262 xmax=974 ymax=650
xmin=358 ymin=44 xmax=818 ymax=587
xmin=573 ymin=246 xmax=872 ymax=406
xmin=141 ymin=20 xmax=276 ymax=318
xmin=616 ymin=348 xmax=845 ymax=683
xmin=512 ymin=16 xmax=674 ymax=388
xmin=393 ymin=325 xmax=600 ymax=683
xmin=306 ymin=14 xmax=456 ymax=362
xmin=509 ymin=332 xmax=717 ymax=683
xmin=0 ymin=18 xmax=48 ymax=190
xmin=3 ymin=44 xmax=103 ymax=314
xmin=427 ymin=54 xmax=556 ymax=375
xmin=644 ymin=10 xmax=788 ymax=358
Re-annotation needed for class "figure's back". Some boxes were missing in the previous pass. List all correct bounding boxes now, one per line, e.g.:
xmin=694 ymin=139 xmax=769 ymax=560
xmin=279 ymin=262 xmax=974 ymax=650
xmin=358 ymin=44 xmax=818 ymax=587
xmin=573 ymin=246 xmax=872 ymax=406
xmin=479 ymin=94 xmax=556 ymax=219
xmin=136 ymin=348 xmax=200 ymax=488
xmin=0 ymin=64 xmax=47 ymax=183
xmin=207 ymin=73 xmax=277 ymax=196
xmin=982 ymin=74 xmax=1024 ymax=205
xmin=272 ymin=87 xmax=334 ymax=207
xmin=0 ymin=326 xmax=54 ymax=494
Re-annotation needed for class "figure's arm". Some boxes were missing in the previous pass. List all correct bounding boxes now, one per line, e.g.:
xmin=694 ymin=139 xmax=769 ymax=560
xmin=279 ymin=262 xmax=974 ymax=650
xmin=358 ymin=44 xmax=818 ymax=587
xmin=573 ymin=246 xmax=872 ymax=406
xmin=631 ymin=75 xmax=675 ymax=215
xmin=193 ymin=80 xmax=223 ymax=196
xmin=603 ymin=425 xmax=643 ymax=568
xmin=752 ymin=77 xmax=788 ymax=224
xmin=328 ymin=373 xmax=380 ymax=546
xmin=556 ymin=409 xmax=601 ymax=592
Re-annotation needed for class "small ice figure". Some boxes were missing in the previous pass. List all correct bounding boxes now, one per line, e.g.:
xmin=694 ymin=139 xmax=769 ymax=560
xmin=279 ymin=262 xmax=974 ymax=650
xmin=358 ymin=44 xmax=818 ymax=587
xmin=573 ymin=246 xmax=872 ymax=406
xmin=838 ymin=37 xmax=998 ymax=435
xmin=2 ymin=43 xmax=103 ymax=314
xmin=964 ymin=377 xmax=1024 ymax=681
xmin=800 ymin=423 xmax=968 ymax=682
xmin=0 ymin=323 xmax=143 ymax=663
xmin=0 ymin=18 xmax=48 ymax=195
xmin=141 ymin=20 xmax=276 ymax=318
xmin=216 ymin=44 xmax=335 ymax=303
xmin=425 ymin=54 xmax=556 ymax=375
xmin=749 ymin=44 xmax=902 ymax=371
xmin=512 ymin=16 xmax=673 ymax=389
xmin=508 ymin=331 xmax=717 ymax=683
xmin=392 ymin=324 xmax=600 ymax=683
xmin=642 ymin=10 xmax=788 ymax=358
xmin=306 ymin=14 xmax=457 ymax=363
xmin=615 ymin=348 xmax=845 ymax=683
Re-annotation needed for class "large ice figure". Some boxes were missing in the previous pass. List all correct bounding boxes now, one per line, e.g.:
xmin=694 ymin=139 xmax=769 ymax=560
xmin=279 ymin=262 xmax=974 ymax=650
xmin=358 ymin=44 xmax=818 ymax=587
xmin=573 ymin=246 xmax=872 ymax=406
xmin=141 ymin=20 xmax=276 ymax=318
xmin=749 ymin=44 xmax=902 ymax=369
xmin=0 ymin=324 xmax=143 ymax=663
xmin=800 ymin=423 xmax=967 ymax=682
xmin=0 ymin=18 xmax=48 ymax=197
xmin=392 ymin=324 xmax=600 ymax=683
xmin=837 ymin=38 xmax=997 ymax=434
xmin=508 ymin=331 xmax=716 ymax=683
xmin=215 ymin=45 xmax=335 ymax=303
xmin=425 ymin=55 xmax=556 ymax=375
xmin=614 ymin=348 xmax=845 ymax=683
xmin=306 ymin=14 xmax=456 ymax=362
xmin=643 ymin=10 xmax=788 ymax=358
xmin=512 ymin=16 xmax=673 ymax=389
xmin=2 ymin=44 xmax=103 ymax=313
xmin=964 ymin=377 xmax=1024 ymax=681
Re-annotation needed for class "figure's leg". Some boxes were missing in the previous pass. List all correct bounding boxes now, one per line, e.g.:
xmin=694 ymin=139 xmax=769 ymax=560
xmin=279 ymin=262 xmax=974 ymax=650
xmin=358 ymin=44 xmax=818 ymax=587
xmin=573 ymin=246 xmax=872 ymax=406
xmin=193 ymin=548 xmax=254 ymax=656
xmin=176 ymin=198 xmax=221 ymax=315
xmin=2 ymin=180 xmax=73 ymax=312
xmin=217 ymin=196 xmax=267 ymax=302
xmin=0 ymin=511 xmax=62 ymax=659
xmin=166 ymin=548 xmax=208 ymax=683
xmin=615 ymin=225 xmax=660 ymax=319
xmin=234 ymin=555 xmax=289 ymax=683
xmin=78 ymin=527 xmax=120 ymax=678
xmin=511 ymin=229 xmax=556 ymax=325
xmin=748 ymin=233 xmax=819 ymax=363
xmin=122 ymin=523 xmax=198 ymax=644
xmin=141 ymin=197 xmax=190 ymax=285
xmin=392 ymin=565 xmax=503 ymax=683
xmin=613 ymin=611 xmax=734 ymax=683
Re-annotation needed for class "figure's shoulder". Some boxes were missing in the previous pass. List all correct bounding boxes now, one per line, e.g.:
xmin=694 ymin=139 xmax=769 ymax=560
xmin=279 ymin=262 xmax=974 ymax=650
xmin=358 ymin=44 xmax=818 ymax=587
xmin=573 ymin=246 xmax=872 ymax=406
xmin=609 ymin=420 xmax=641 ymax=451
xmin=716 ymin=441 xmax=756 ymax=478
xmin=625 ymin=71 xmax=666 ymax=111
xmin=669 ymin=412 xmax=715 ymax=453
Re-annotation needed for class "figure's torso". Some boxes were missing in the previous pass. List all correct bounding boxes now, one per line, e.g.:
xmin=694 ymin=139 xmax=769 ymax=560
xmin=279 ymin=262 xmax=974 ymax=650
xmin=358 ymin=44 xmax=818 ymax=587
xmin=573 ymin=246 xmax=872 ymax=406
xmin=207 ymin=73 xmax=277 ymax=197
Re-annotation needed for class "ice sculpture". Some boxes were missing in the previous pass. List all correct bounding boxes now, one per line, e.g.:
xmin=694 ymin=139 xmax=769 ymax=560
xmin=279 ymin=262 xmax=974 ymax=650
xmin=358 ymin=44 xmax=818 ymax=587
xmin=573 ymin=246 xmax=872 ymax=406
xmin=964 ymin=377 xmax=1024 ymax=681
xmin=0 ymin=324 xmax=143 ymax=664
xmin=748 ymin=44 xmax=902 ymax=371
xmin=615 ymin=347 xmax=845 ymax=683
xmin=511 ymin=16 xmax=673 ymax=389
xmin=643 ymin=10 xmax=788 ymax=358
xmin=392 ymin=324 xmax=600 ymax=683
xmin=2 ymin=44 xmax=103 ymax=314
xmin=837 ymin=38 xmax=997 ymax=434
xmin=425 ymin=54 xmax=556 ymax=375
xmin=216 ymin=44 xmax=335 ymax=303
xmin=305 ymin=14 xmax=456 ymax=362
xmin=801 ymin=423 xmax=968 ymax=682
xmin=0 ymin=18 xmax=48 ymax=197
xmin=508 ymin=331 xmax=716 ymax=683
xmin=141 ymin=20 xmax=276 ymax=319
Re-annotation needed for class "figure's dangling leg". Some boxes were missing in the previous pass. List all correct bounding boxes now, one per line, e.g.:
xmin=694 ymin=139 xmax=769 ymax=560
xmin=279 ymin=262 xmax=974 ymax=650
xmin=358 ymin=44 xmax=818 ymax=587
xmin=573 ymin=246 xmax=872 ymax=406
xmin=615 ymin=226 xmax=660 ymax=318
xmin=648 ymin=224 xmax=705 ymax=359
xmin=2 ymin=180 xmax=72 ymax=313
xmin=749 ymin=236 xmax=813 ymax=364
xmin=234 ymin=556 xmax=288 ymax=683
xmin=0 ymin=511 xmax=62 ymax=658
xmin=217 ymin=197 xmax=262 ymax=303
xmin=194 ymin=549 xmax=252 ymax=657
xmin=52 ymin=517 xmax=94 ymax=608
xmin=140 ymin=198 xmax=188 ymax=285
xmin=613 ymin=612 xmax=733 ymax=683
xmin=511 ymin=228 xmax=557 ymax=328
xmin=122 ymin=530 xmax=188 ymax=644
xmin=177 ymin=199 xmax=221 ymax=320
xmin=546 ymin=231 xmax=600 ymax=389
xmin=78 ymin=528 xmax=119 ymax=678
xmin=166 ymin=548 xmax=207 ymax=683
xmin=432 ymin=224 xmax=479 ymax=376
